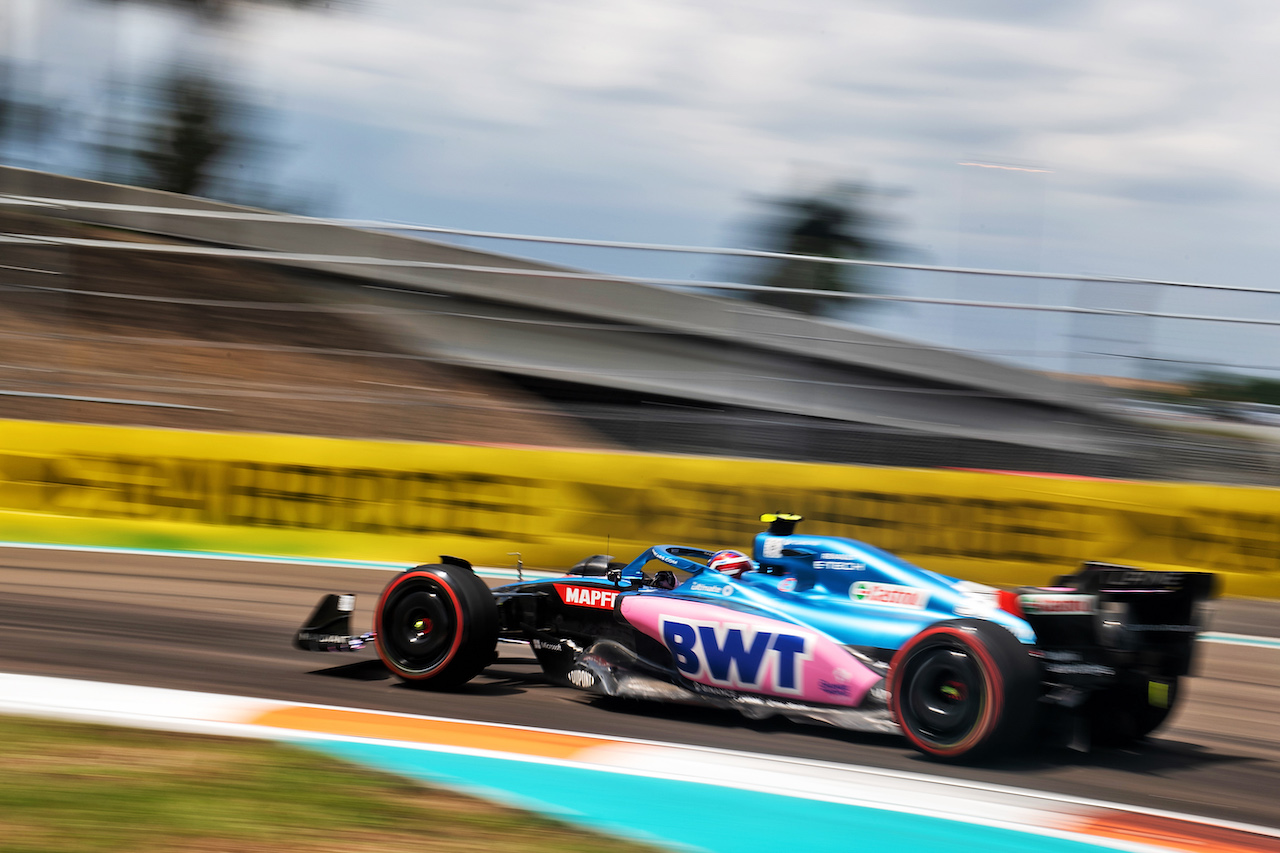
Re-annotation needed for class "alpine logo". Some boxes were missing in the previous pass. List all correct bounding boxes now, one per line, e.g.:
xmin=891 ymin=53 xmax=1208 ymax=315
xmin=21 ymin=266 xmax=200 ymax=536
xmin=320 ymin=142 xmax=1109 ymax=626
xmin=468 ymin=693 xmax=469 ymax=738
xmin=1020 ymin=594 xmax=1096 ymax=615
xmin=660 ymin=617 xmax=813 ymax=695
xmin=556 ymin=584 xmax=620 ymax=610
xmin=849 ymin=582 xmax=929 ymax=609
xmin=1106 ymin=570 xmax=1181 ymax=590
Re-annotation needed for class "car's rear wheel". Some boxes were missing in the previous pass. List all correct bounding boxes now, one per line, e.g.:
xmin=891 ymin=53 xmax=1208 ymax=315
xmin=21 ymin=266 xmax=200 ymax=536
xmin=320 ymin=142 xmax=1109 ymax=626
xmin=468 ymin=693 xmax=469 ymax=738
xmin=374 ymin=564 xmax=498 ymax=688
xmin=889 ymin=619 xmax=1039 ymax=762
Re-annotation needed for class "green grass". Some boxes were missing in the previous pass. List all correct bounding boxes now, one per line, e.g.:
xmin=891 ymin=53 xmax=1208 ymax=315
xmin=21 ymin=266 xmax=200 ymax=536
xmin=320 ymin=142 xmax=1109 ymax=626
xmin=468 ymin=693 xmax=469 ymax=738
xmin=0 ymin=714 xmax=663 ymax=853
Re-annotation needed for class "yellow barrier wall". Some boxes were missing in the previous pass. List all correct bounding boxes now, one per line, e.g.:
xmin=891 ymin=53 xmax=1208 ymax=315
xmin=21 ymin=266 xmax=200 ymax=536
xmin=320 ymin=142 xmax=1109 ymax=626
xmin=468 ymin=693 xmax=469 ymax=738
xmin=1 ymin=419 xmax=1277 ymax=597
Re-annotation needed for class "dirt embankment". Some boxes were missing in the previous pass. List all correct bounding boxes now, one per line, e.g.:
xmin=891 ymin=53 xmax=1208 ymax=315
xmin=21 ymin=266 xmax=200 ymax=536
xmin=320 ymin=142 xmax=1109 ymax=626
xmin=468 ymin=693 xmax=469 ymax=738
xmin=0 ymin=212 xmax=611 ymax=449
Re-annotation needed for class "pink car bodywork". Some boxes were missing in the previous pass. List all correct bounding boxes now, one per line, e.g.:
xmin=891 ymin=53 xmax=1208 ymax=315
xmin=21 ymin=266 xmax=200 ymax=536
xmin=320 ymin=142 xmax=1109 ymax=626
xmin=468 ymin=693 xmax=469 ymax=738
xmin=620 ymin=595 xmax=883 ymax=707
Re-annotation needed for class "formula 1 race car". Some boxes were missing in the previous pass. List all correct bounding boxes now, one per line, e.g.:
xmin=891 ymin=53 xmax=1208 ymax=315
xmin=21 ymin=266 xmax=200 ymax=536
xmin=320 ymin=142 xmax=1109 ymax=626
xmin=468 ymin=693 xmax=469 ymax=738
xmin=295 ymin=514 xmax=1218 ymax=761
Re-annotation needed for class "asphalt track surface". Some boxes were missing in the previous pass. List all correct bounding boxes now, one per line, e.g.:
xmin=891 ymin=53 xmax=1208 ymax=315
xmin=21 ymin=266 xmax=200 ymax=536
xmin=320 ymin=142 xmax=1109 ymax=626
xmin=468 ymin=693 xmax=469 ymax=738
xmin=3 ymin=546 xmax=1279 ymax=832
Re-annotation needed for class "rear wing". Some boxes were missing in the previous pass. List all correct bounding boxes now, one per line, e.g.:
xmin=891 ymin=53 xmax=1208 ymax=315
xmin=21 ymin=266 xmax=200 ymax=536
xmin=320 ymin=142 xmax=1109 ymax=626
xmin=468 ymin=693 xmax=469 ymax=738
xmin=1025 ymin=563 xmax=1219 ymax=676
xmin=1052 ymin=562 xmax=1219 ymax=600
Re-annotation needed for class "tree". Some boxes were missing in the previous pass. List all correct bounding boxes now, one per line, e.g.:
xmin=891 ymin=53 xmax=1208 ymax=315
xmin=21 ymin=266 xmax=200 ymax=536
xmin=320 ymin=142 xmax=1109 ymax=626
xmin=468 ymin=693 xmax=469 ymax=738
xmin=119 ymin=68 xmax=236 ymax=196
xmin=1190 ymin=372 xmax=1280 ymax=407
xmin=92 ymin=0 xmax=339 ymax=23
xmin=741 ymin=182 xmax=898 ymax=318
xmin=92 ymin=63 xmax=324 ymax=213
xmin=0 ymin=59 xmax=62 ymax=168
xmin=81 ymin=0 xmax=344 ymax=209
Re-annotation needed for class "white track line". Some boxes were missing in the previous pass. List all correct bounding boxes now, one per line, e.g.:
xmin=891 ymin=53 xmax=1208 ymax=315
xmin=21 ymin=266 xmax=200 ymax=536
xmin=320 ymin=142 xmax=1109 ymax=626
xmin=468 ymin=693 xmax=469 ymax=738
xmin=1 ymin=673 xmax=1277 ymax=853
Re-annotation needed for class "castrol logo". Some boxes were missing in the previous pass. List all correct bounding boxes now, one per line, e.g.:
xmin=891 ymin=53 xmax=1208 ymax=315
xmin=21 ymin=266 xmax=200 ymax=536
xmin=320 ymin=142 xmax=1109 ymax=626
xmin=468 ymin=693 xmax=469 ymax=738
xmin=849 ymin=582 xmax=929 ymax=609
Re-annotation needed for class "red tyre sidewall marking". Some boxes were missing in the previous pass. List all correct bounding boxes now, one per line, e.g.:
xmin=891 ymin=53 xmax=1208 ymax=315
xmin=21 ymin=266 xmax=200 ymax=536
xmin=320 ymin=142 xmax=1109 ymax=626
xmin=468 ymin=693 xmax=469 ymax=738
xmin=374 ymin=571 xmax=466 ymax=680
xmin=888 ymin=625 xmax=1004 ymax=757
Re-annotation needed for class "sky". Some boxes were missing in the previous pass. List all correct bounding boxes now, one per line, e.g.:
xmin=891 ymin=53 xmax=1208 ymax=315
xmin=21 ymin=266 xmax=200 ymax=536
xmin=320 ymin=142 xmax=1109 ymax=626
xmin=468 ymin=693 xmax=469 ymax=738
xmin=4 ymin=0 xmax=1280 ymax=380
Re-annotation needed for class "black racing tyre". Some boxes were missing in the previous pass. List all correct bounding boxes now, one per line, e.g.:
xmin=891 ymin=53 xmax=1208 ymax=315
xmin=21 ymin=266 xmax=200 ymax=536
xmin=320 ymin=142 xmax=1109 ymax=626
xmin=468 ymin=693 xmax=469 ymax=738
xmin=888 ymin=619 xmax=1040 ymax=762
xmin=374 ymin=564 xmax=498 ymax=688
xmin=1088 ymin=677 xmax=1179 ymax=747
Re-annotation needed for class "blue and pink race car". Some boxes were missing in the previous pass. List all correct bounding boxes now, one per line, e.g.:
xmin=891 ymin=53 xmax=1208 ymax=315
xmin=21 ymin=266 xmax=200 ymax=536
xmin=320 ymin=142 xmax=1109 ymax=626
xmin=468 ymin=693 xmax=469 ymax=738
xmin=296 ymin=513 xmax=1217 ymax=761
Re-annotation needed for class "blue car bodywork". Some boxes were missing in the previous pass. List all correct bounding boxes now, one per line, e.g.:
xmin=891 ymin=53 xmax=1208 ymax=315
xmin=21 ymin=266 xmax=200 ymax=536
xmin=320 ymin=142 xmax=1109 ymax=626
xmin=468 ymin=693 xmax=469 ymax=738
xmin=297 ymin=513 xmax=1217 ymax=761
xmin=627 ymin=530 xmax=1036 ymax=650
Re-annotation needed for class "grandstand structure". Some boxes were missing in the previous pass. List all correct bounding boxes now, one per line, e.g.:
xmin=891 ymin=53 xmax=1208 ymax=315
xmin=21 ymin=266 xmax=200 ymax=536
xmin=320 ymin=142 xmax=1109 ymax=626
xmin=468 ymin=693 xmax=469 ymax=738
xmin=2 ymin=165 xmax=1259 ymax=480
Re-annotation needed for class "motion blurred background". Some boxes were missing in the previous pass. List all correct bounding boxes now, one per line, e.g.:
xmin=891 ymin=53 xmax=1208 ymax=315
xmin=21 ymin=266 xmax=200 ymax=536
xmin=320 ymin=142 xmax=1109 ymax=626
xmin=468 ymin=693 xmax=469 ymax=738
xmin=4 ymin=0 xmax=1280 ymax=483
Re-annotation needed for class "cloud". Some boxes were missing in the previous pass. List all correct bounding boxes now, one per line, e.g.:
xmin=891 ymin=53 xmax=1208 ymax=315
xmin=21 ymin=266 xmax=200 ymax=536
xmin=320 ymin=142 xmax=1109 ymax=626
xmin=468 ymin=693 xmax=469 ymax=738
xmin=16 ymin=0 xmax=1280 ymax=299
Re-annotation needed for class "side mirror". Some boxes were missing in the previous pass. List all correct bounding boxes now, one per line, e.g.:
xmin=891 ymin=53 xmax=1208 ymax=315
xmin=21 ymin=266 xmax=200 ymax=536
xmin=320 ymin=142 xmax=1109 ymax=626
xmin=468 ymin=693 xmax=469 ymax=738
xmin=606 ymin=568 xmax=623 ymax=586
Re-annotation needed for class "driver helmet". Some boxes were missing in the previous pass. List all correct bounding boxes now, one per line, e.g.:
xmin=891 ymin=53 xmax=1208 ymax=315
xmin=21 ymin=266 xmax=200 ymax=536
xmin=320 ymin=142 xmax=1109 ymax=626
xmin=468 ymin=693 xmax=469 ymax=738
xmin=708 ymin=549 xmax=753 ymax=578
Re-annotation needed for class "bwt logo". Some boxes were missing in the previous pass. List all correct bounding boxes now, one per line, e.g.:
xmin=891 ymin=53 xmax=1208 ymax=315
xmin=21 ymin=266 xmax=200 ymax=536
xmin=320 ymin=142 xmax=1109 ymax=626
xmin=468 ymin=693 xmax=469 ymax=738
xmin=660 ymin=617 xmax=812 ymax=695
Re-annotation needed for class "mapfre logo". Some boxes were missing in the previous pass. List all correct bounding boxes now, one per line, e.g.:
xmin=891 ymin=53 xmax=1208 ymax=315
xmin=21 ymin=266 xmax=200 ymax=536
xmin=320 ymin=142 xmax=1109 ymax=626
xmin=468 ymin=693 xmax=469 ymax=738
xmin=556 ymin=584 xmax=620 ymax=610
xmin=660 ymin=617 xmax=813 ymax=694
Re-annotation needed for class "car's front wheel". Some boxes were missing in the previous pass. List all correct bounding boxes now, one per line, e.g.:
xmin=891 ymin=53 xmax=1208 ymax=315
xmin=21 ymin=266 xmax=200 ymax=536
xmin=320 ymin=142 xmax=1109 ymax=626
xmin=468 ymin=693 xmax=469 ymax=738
xmin=888 ymin=619 xmax=1039 ymax=762
xmin=374 ymin=564 xmax=498 ymax=688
